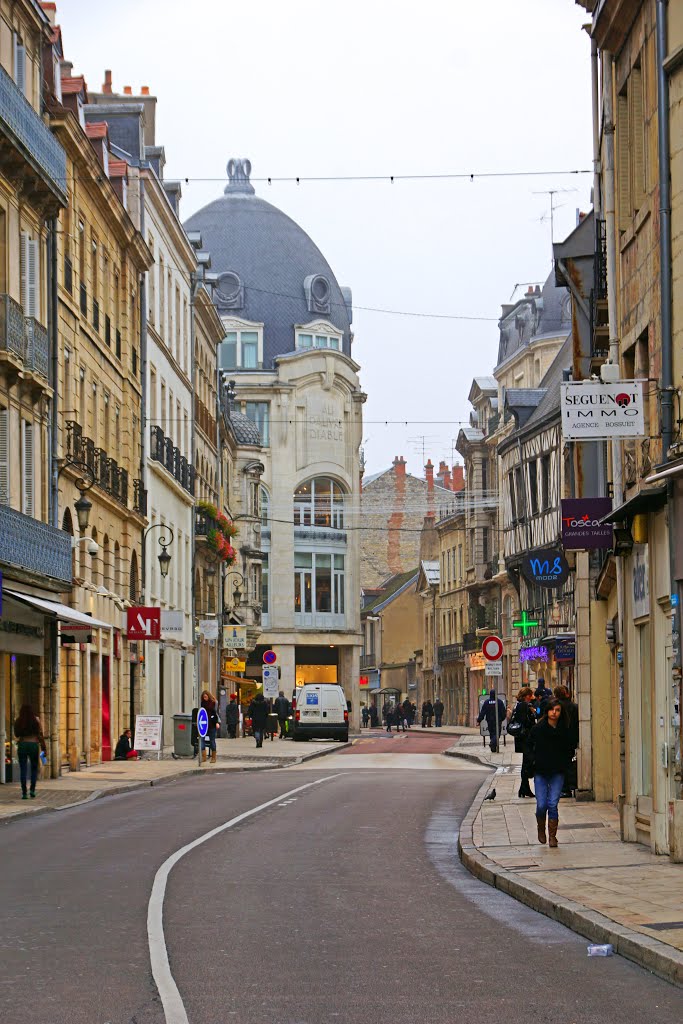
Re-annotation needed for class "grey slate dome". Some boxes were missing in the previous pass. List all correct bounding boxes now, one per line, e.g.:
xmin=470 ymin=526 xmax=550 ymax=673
xmin=230 ymin=409 xmax=262 ymax=446
xmin=184 ymin=159 xmax=353 ymax=368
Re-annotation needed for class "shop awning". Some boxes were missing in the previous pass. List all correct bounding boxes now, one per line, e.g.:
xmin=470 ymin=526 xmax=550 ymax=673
xmin=644 ymin=457 xmax=683 ymax=484
xmin=598 ymin=484 xmax=667 ymax=524
xmin=4 ymin=590 xmax=112 ymax=630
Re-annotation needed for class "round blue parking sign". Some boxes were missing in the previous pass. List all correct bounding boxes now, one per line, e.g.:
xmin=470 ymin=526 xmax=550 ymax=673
xmin=197 ymin=707 xmax=209 ymax=738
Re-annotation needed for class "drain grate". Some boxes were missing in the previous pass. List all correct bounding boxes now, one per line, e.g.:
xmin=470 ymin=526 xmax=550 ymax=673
xmin=642 ymin=921 xmax=683 ymax=931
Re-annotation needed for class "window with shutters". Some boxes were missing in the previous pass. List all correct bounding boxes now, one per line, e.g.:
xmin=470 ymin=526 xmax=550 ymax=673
xmin=21 ymin=420 xmax=34 ymax=517
xmin=13 ymin=34 xmax=26 ymax=94
xmin=0 ymin=406 xmax=9 ymax=505
xmin=616 ymin=57 xmax=647 ymax=230
xmin=20 ymin=232 xmax=39 ymax=318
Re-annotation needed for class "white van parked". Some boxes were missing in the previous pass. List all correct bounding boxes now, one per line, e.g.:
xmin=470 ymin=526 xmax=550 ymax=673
xmin=292 ymin=684 xmax=349 ymax=742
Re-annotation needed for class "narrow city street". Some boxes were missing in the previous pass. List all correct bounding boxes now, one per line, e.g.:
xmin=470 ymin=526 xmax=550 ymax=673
xmin=0 ymin=750 xmax=680 ymax=1024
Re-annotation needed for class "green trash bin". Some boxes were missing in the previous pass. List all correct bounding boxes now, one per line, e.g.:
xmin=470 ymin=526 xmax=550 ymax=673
xmin=172 ymin=713 xmax=195 ymax=757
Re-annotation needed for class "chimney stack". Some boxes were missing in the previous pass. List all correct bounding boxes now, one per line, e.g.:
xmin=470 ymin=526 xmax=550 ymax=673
xmin=42 ymin=2 xmax=57 ymax=26
xmin=451 ymin=465 xmax=465 ymax=492
xmin=392 ymin=455 xmax=407 ymax=477
xmin=123 ymin=85 xmax=132 ymax=95
xmin=425 ymin=459 xmax=434 ymax=492
xmin=141 ymin=85 xmax=150 ymax=96
xmin=103 ymin=69 xmax=113 ymax=94
xmin=443 ymin=467 xmax=452 ymax=490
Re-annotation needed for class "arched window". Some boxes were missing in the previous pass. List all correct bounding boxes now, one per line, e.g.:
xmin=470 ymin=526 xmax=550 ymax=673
xmin=90 ymin=528 xmax=98 ymax=586
xmin=129 ymin=551 xmax=139 ymax=603
xmin=114 ymin=541 xmax=121 ymax=593
xmin=292 ymin=479 xmax=346 ymax=622
xmin=260 ymin=485 xmax=270 ymax=526
xmin=293 ymin=477 xmax=345 ymax=530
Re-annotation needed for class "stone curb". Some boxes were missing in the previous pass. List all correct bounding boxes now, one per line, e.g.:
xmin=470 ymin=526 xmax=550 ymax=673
xmin=444 ymin=743 xmax=501 ymax=768
xmin=0 ymin=742 xmax=348 ymax=827
xmin=457 ymin=776 xmax=683 ymax=988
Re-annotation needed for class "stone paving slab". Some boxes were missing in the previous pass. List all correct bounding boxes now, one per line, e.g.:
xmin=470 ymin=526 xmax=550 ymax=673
xmin=456 ymin=745 xmax=683 ymax=987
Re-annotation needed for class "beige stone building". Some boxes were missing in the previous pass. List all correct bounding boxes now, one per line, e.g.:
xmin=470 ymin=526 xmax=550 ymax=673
xmin=0 ymin=0 xmax=71 ymax=782
xmin=46 ymin=27 xmax=151 ymax=766
xmin=360 ymin=569 xmax=421 ymax=710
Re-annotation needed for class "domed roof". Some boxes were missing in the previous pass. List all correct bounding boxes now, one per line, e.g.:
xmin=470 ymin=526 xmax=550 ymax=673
xmin=184 ymin=159 xmax=352 ymax=369
xmin=230 ymin=409 xmax=262 ymax=446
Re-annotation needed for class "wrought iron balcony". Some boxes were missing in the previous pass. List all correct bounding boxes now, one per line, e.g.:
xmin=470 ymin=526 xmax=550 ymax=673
xmin=24 ymin=317 xmax=49 ymax=379
xmin=64 ymin=421 xmax=129 ymax=508
xmin=0 ymin=62 xmax=67 ymax=210
xmin=0 ymin=294 xmax=26 ymax=369
xmin=149 ymin=424 xmax=194 ymax=495
xmin=0 ymin=503 xmax=71 ymax=587
xmin=438 ymin=642 xmax=464 ymax=663
xmin=195 ymin=511 xmax=211 ymax=537
xmin=133 ymin=478 xmax=147 ymax=517
xmin=463 ymin=632 xmax=478 ymax=652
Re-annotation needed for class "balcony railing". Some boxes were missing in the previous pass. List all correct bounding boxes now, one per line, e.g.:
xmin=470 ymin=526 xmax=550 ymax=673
xmin=438 ymin=642 xmax=464 ymax=663
xmin=0 ymin=62 xmax=67 ymax=208
xmin=65 ymin=421 xmax=129 ymax=508
xmin=133 ymin=478 xmax=147 ymax=517
xmin=150 ymin=424 xmax=194 ymax=495
xmin=463 ymin=632 xmax=478 ymax=652
xmin=195 ymin=395 xmax=216 ymax=439
xmin=0 ymin=294 xmax=26 ymax=363
xmin=0 ymin=503 xmax=71 ymax=586
xmin=24 ymin=317 xmax=49 ymax=379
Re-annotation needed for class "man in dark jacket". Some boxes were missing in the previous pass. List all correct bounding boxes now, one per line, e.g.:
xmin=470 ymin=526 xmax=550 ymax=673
xmin=477 ymin=690 xmax=506 ymax=752
xmin=534 ymin=678 xmax=553 ymax=715
xmin=433 ymin=697 xmax=445 ymax=727
xmin=249 ymin=693 xmax=269 ymax=747
xmin=273 ymin=691 xmax=290 ymax=739
xmin=225 ymin=696 xmax=239 ymax=739
xmin=421 ymin=700 xmax=433 ymax=728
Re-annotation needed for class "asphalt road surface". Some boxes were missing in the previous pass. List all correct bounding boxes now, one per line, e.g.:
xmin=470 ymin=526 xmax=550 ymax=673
xmin=1 ymin=738 xmax=681 ymax=1024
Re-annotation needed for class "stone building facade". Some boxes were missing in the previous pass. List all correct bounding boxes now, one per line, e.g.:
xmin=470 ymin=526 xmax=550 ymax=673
xmin=184 ymin=160 xmax=366 ymax=725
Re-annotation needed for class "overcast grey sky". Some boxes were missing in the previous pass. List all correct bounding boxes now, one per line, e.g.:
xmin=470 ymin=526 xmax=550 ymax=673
xmin=58 ymin=0 xmax=592 ymax=477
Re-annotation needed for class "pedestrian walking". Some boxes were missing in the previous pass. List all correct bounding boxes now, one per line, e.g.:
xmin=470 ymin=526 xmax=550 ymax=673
xmin=13 ymin=704 xmax=45 ymax=800
xmin=507 ymin=687 xmax=536 ymax=797
xmin=554 ymin=685 xmax=579 ymax=797
xmin=114 ymin=728 xmax=141 ymax=761
xmin=533 ymin=677 xmax=552 ymax=716
xmin=528 ymin=697 xmax=574 ymax=848
xmin=370 ymin=704 xmax=379 ymax=728
xmin=274 ymin=690 xmax=291 ymax=739
xmin=433 ymin=697 xmax=445 ymax=727
xmin=249 ymin=691 xmax=269 ymax=747
xmin=386 ymin=704 xmax=395 ymax=733
xmin=402 ymin=699 xmax=412 ymax=728
xmin=396 ymin=705 xmax=407 ymax=732
xmin=477 ymin=689 xmax=506 ymax=752
xmin=226 ymin=695 xmax=239 ymax=738
xmin=200 ymin=689 xmax=220 ymax=763
xmin=361 ymin=706 xmax=370 ymax=728
xmin=421 ymin=700 xmax=433 ymax=728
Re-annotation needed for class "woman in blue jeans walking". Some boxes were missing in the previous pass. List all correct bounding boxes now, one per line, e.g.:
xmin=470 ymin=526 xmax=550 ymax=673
xmin=528 ymin=698 xmax=573 ymax=848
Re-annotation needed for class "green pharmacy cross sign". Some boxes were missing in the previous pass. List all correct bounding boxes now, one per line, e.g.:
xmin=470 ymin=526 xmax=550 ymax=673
xmin=513 ymin=610 xmax=540 ymax=638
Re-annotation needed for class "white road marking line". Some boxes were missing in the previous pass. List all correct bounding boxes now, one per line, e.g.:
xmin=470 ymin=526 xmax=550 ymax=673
xmin=147 ymin=774 xmax=343 ymax=1024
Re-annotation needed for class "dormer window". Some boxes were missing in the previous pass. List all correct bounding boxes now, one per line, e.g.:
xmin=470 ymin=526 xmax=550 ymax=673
xmin=218 ymin=318 xmax=263 ymax=370
xmin=295 ymin=321 xmax=341 ymax=353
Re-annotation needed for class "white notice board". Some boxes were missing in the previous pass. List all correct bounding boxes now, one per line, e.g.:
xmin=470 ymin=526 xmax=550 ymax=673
xmin=135 ymin=715 xmax=163 ymax=757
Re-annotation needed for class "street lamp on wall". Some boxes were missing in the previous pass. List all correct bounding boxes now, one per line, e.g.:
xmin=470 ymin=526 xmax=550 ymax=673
xmin=141 ymin=524 xmax=174 ymax=593
xmin=58 ymin=459 xmax=95 ymax=533
xmin=223 ymin=570 xmax=246 ymax=615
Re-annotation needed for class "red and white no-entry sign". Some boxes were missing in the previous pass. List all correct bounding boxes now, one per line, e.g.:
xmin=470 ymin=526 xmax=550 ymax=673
xmin=482 ymin=635 xmax=504 ymax=661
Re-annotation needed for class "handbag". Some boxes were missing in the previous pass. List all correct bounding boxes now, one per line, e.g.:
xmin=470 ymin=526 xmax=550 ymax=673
xmin=507 ymin=705 xmax=525 ymax=736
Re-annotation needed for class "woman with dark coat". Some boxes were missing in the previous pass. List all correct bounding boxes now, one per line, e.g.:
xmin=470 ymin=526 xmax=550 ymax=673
xmin=528 ymin=698 xmax=574 ymax=848
xmin=554 ymin=685 xmax=579 ymax=796
xmin=14 ymin=705 xmax=45 ymax=799
xmin=200 ymin=690 xmax=220 ymax=763
xmin=508 ymin=687 xmax=536 ymax=798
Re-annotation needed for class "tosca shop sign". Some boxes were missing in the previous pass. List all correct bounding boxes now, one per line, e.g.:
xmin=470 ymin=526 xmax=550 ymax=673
xmin=561 ymin=498 xmax=613 ymax=549
xmin=521 ymin=549 xmax=570 ymax=589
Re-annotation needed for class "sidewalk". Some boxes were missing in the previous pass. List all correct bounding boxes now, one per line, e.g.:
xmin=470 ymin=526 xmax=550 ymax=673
xmin=0 ymin=737 xmax=343 ymax=824
xmin=450 ymin=735 xmax=683 ymax=987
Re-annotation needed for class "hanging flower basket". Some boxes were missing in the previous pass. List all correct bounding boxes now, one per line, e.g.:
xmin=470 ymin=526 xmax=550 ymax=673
xmin=196 ymin=500 xmax=238 ymax=564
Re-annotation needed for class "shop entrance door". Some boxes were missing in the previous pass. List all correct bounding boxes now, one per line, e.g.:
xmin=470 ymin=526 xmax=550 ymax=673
xmin=101 ymin=656 xmax=111 ymax=761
